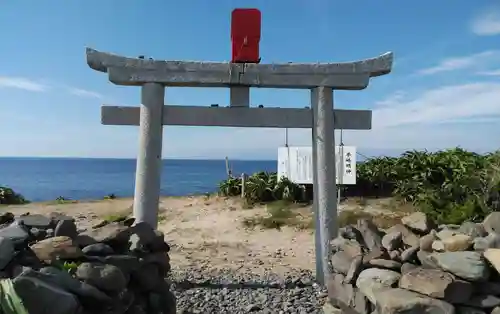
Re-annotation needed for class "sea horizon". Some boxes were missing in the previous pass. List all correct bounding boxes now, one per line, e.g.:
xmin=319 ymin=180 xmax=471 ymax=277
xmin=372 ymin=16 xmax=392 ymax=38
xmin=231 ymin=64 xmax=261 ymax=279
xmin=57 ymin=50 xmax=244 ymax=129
xmin=0 ymin=157 xmax=277 ymax=202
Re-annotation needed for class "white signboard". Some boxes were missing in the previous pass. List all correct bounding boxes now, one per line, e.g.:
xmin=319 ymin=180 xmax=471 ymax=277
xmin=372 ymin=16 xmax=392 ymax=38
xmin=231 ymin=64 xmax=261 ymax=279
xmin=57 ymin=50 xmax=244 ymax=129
xmin=277 ymin=146 xmax=357 ymax=185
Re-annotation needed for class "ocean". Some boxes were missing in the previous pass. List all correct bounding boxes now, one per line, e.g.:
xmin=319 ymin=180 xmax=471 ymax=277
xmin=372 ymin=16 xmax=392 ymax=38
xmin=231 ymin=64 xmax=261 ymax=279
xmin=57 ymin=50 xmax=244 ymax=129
xmin=0 ymin=158 xmax=276 ymax=202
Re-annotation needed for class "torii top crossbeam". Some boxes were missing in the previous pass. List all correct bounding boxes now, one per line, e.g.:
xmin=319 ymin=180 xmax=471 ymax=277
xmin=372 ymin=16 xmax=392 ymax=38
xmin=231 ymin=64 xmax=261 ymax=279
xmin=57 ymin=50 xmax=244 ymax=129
xmin=86 ymin=48 xmax=393 ymax=90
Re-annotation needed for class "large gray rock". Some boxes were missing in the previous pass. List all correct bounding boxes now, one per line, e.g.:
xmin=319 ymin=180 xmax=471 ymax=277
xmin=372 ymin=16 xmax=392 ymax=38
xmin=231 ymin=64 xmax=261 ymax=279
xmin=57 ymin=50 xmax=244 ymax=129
xmin=18 ymin=214 xmax=52 ymax=229
xmin=356 ymin=219 xmax=383 ymax=251
xmin=0 ymin=236 xmax=15 ymax=269
xmin=458 ymin=222 xmax=486 ymax=238
xmin=331 ymin=251 xmax=354 ymax=275
xmin=387 ymin=224 xmax=420 ymax=247
xmin=483 ymin=212 xmax=500 ymax=234
xmin=30 ymin=236 xmax=83 ymax=262
xmin=13 ymin=275 xmax=82 ymax=314
xmin=356 ymin=268 xmax=401 ymax=304
xmin=382 ymin=231 xmax=403 ymax=251
xmin=371 ymin=288 xmax=455 ymax=314
xmin=455 ymin=306 xmax=486 ymax=314
xmin=75 ymin=262 xmax=127 ymax=293
xmin=401 ymin=212 xmax=435 ymax=233
xmin=327 ymin=274 xmax=370 ymax=314
xmin=20 ymin=267 xmax=111 ymax=305
xmin=430 ymin=251 xmax=490 ymax=281
xmin=399 ymin=267 xmax=473 ymax=303
xmin=474 ymin=233 xmax=500 ymax=251
xmin=0 ymin=221 xmax=30 ymax=246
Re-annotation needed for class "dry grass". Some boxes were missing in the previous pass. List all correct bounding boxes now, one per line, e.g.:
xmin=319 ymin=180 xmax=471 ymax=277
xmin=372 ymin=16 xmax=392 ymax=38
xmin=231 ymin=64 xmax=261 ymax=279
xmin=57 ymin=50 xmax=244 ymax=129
xmin=338 ymin=209 xmax=405 ymax=230
xmin=242 ymin=200 xmax=314 ymax=230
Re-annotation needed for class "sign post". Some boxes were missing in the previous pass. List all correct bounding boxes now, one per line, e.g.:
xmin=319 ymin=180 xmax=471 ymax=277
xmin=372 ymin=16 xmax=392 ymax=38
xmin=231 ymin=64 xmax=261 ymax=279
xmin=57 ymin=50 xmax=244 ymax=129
xmin=86 ymin=8 xmax=393 ymax=286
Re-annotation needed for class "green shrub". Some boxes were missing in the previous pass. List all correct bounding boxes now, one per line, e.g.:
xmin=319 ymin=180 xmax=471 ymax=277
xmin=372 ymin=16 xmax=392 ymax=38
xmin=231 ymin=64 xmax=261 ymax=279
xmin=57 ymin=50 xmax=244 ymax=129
xmin=0 ymin=187 xmax=29 ymax=205
xmin=219 ymin=148 xmax=500 ymax=225
xmin=218 ymin=172 xmax=305 ymax=204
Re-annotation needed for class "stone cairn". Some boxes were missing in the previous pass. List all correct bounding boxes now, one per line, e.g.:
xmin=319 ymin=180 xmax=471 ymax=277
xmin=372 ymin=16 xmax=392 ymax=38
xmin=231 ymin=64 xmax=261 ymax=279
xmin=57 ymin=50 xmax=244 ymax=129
xmin=0 ymin=211 xmax=175 ymax=314
xmin=327 ymin=211 xmax=500 ymax=314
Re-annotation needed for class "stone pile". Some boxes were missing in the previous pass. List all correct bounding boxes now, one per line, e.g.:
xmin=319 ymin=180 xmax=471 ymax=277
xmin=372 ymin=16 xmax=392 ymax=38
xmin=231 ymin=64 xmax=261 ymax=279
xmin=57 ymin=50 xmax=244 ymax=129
xmin=327 ymin=211 xmax=500 ymax=314
xmin=0 ymin=211 xmax=175 ymax=314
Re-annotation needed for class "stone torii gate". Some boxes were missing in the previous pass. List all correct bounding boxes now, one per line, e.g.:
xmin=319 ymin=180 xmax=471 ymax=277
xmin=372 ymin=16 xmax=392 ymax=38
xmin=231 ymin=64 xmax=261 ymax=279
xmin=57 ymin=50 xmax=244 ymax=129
xmin=85 ymin=10 xmax=393 ymax=286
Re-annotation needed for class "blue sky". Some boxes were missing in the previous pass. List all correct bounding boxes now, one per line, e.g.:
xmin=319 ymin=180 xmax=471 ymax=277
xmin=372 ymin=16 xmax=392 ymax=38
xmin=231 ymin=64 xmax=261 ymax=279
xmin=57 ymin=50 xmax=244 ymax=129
xmin=1 ymin=0 xmax=500 ymax=160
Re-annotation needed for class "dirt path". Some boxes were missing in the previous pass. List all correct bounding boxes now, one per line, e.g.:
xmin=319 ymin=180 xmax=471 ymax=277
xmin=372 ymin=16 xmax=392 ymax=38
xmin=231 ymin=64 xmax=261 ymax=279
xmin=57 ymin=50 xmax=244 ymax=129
xmin=4 ymin=196 xmax=398 ymax=276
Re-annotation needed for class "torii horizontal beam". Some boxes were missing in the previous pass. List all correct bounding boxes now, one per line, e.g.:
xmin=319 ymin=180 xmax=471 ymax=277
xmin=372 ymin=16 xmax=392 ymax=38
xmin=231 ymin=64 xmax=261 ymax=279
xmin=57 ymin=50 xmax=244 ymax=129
xmin=86 ymin=48 xmax=393 ymax=89
xmin=101 ymin=105 xmax=372 ymax=129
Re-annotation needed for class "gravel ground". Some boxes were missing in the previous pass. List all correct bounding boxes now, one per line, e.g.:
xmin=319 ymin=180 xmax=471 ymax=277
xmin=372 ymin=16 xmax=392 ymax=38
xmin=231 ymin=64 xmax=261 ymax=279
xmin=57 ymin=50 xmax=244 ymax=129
xmin=168 ymin=267 xmax=329 ymax=314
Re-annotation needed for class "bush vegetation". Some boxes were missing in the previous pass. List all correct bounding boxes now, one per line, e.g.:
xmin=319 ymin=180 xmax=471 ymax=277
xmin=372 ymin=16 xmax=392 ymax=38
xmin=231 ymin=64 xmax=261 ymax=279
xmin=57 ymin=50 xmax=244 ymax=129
xmin=218 ymin=148 xmax=500 ymax=225
xmin=0 ymin=186 xmax=29 ymax=205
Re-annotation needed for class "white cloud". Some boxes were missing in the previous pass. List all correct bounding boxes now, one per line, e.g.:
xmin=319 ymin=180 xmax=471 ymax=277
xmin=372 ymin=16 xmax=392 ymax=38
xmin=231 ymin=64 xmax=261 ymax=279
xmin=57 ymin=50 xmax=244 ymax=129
xmin=416 ymin=51 xmax=500 ymax=75
xmin=68 ymin=88 xmax=105 ymax=100
xmin=174 ymin=81 xmax=500 ymax=159
xmin=471 ymin=10 xmax=500 ymax=36
xmin=477 ymin=69 xmax=500 ymax=76
xmin=0 ymin=76 xmax=49 ymax=92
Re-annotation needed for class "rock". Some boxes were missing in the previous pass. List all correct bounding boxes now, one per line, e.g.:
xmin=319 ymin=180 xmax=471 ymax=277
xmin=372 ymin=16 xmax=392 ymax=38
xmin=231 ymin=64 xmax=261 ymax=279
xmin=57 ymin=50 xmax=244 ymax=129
xmin=417 ymin=250 xmax=440 ymax=269
xmin=18 ymin=214 xmax=52 ymax=229
xmin=483 ymin=212 xmax=500 ymax=234
xmin=475 ymin=282 xmax=500 ymax=296
xmin=23 ymin=267 xmax=112 ymax=305
xmin=420 ymin=230 xmax=438 ymax=252
xmin=80 ymin=222 xmax=131 ymax=247
xmin=433 ymin=240 xmax=446 ymax=252
xmin=0 ymin=237 xmax=15 ymax=269
xmin=149 ymin=230 xmax=170 ymax=253
xmin=367 ymin=259 xmax=401 ymax=271
xmin=387 ymin=224 xmax=420 ymax=247
xmin=0 ymin=222 xmax=30 ymax=246
xmin=399 ymin=267 xmax=473 ymax=303
xmin=362 ymin=247 xmax=389 ymax=264
xmin=389 ymin=250 xmax=401 ymax=261
xmin=459 ymin=222 xmax=487 ymax=238
xmin=382 ymin=231 xmax=403 ymax=251
xmin=54 ymin=219 xmax=78 ymax=239
xmin=456 ymin=307 xmax=487 ymax=314
xmin=102 ymin=255 xmax=141 ymax=276
xmin=401 ymin=263 xmax=418 ymax=274
xmin=49 ymin=212 xmax=75 ymax=225
xmin=76 ymin=262 xmax=127 ymax=293
xmin=355 ymin=268 xmax=401 ymax=304
xmin=129 ymin=222 xmax=158 ymax=252
xmin=30 ymin=228 xmax=47 ymax=240
xmin=484 ymin=249 xmax=500 ymax=275
xmin=330 ymin=251 xmax=354 ymax=275
xmin=327 ymin=274 xmax=370 ymax=314
xmin=441 ymin=234 xmax=473 ymax=252
xmin=462 ymin=295 xmax=500 ymax=309
xmin=400 ymin=246 xmax=419 ymax=263
xmin=330 ymin=237 xmax=363 ymax=257
xmin=131 ymin=263 xmax=164 ymax=291
xmin=0 ymin=212 xmax=15 ymax=224
xmin=474 ymin=233 xmax=500 ymax=251
xmin=339 ymin=225 xmax=364 ymax=242
xmin=371 ymin=288 xmax=455 ymax=314
xmin=493 ymin=306 xmax=500 ymax=314
xmin=430 ymin=251 xmax=490 ymax=281
xmin=30 ymin=236 xmax=83 ymax=262
xmin=321 ymin=302 xmax=342 ymax=314
xmin=82 ymin=243 xmax=115 ymax=256
xmin=343 ymin=255 xmax=363 ymax=284
xmin=437 ymin=229 xmax=460 ymax=240
xmin=356 ymin=218 xmax=383 ymax=251
xmin=402 ymin=212 xmax=435 ymax=233
xmin=13 ymin=275 xmax=82 ymax=314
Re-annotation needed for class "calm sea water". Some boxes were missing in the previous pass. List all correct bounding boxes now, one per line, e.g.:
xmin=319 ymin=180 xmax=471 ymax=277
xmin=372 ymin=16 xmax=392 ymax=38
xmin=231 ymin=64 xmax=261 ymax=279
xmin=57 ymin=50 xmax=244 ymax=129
xmin=0 ymin=158 xmax=276 ymax=202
